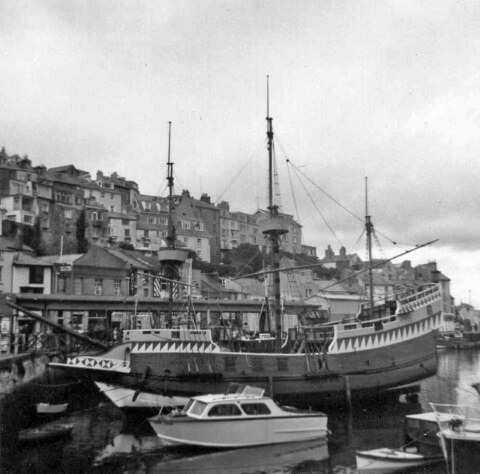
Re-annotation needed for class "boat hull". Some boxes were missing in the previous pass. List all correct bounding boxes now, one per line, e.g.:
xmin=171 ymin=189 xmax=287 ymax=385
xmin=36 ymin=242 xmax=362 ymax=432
xmin=53 ymin=330 xmax=437 ymax=406
xmin=356 ymin=448 xmax=443 ymax=473
xmin=95 ymin=382 xmax=188 ymax=415
xmin=149 ymin=414 xmax=328 ymax=448
xmin=50 ymin=295 xmax=442 ymax=406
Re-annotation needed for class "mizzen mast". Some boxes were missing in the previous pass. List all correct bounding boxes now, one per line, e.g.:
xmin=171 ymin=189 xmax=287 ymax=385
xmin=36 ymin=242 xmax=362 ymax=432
xmin=261 ymin=77 xmax=289 ymax=351
xmin=365 ymin=177 xmax=375 ymax=319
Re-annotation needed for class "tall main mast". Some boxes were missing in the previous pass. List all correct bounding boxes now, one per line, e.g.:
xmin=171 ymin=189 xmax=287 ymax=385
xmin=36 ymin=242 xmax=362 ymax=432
xmin=261 ymin=77 xmax=288 ymax=351
xmin=158 ymin=121 xmax=189 ymax=327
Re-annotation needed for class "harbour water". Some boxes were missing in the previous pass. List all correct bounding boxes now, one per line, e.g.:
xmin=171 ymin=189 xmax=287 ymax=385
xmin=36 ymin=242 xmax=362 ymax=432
xmin=1 ymin=349 xmax=479 ymax=473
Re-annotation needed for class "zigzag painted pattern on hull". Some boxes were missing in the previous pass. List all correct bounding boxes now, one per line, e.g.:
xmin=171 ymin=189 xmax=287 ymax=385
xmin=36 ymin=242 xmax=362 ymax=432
xmin=131 ymin=341 xmax=221 ymax=354
xmin=330 ymin=313 xmax=441 ymax=354
xmin=63 ymin=356 xmax=131 ymax=372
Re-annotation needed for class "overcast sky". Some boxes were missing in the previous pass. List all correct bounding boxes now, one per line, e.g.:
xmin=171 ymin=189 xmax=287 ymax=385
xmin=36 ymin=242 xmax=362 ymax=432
xmin=2 ymin=0 xmax=480 ymax=306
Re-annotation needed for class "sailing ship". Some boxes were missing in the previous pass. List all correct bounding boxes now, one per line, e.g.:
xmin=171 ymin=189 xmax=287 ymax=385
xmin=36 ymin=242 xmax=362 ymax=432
xmin=51 ymin=88 xmax=443 ymax=407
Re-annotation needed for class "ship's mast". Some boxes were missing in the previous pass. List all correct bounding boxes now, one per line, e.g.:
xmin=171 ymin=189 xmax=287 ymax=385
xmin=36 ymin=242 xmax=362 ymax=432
xmin=158 ymin=121 xmax=189 ymax=327
xmin=166 ymin=121 xmax=175 ymax=249
xmin=262 ymin=77 xmax=288 ymax=351
xmin=365 ymin=177 xmax=375 ymax=319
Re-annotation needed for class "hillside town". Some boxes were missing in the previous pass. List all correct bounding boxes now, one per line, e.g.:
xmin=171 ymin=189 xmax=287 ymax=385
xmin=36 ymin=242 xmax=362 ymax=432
xmin=0 ymin=147 xmax=476 ymax=355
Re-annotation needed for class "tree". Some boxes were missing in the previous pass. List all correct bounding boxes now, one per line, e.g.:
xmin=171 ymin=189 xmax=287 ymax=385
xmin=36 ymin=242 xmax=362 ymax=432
xmin=227 ymin=244 xmax=264 ymax=274
xmin=28 ymin=218 xmax=45 ymax=255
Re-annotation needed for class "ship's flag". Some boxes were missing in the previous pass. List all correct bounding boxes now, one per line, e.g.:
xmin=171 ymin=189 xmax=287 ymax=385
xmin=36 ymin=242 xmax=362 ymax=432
xmin=153 ymin=278 xmax=162 ymax=297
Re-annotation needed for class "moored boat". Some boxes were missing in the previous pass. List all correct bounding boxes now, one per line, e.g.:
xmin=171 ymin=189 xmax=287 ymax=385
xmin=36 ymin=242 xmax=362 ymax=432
xmin=356 ymin=448 xmax=443 ymax=473
xmin=18 ymin=422 xmax=73 ymax=444
xmin=430 ymin=402 xmax=480 ymax=474
xmin=356 ymin=412 xmax=444 ymax=473
xmin=36 ymin=402 xmax=69 ymax=416
xmin=148 ymin=384 xmax=328 ymax=448
xmin=49 ymin=85 xmax=443 ymax=407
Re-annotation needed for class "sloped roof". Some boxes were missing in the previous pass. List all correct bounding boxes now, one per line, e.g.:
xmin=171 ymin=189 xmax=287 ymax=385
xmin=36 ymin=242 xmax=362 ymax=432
xmin=0 ymin=236 xmax=34 ymax=253
xmin=234 ymin=278 xmax=266 ymax=297
xmin=108 ymin=248 xmax=158 ymax=271
xmin=13 ymin=254 xmax=53 ymax=267
xmin=36 ymin=254 xmax=83 ymax=265
xmin=74 ymin=245 xmax=128 ymax=269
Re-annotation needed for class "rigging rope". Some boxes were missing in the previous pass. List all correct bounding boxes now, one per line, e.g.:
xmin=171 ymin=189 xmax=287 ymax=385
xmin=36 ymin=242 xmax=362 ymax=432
xmin=215 ymin=140 xmax=266 ymax=205
xmin=286 ymin=159 xmax=344 ymax=248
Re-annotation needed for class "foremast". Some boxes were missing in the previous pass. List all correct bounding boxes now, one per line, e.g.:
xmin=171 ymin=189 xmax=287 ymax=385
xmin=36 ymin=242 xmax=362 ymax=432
xmin=261 ymin=77 xmax=288 ymax=351
xmin=158 ymin=121 xmax=190 ymax=327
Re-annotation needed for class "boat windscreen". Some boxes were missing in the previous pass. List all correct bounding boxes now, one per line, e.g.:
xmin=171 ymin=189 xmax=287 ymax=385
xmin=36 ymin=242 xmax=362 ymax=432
xmin=187 ymin=400 xmax=207 ymax=416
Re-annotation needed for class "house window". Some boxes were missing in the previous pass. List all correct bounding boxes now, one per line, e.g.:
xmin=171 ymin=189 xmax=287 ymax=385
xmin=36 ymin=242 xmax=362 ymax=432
xmin=23 ymin=215 xmax=33 ymax=224
xmin=91 ymin=211 xmax=98 ymax=221
xmin=122 ymin=219 xmax=129 ymax=226
xmin=144 ymin=230 xmax=149 ymax=238
xmin=75 ymin=196 xmax=83 ymax=205
xmin=0 ymin=266 xmax=3 ymax=282
xmin=29 ymin=267 xmax=44 ymax=284
xmin=0 ymin=252 xmax=4 ymax=261
xmin=94 ymin=279 xmax=103 ymax=296
xmin=196 ymin=238 xmax=202 ymax=247
xmin=181 ymin=221 xmax=190 ymax=230
xmin=110 ymin=205 xmax=114 ymax=212
xmin=113 ymin=280 xmax=121 ymax=296
xmin=110 ymin=193 xmax=114 ymax=200
xmin=65 ymin=209 xmax=73 ymax=219
xmin=148 ymin=217 xmax=155 ymax=224
xmin=74 ymin=278 xmax=83 ymax=295
xmin=125 ymin=228 xmax=130 ymax=238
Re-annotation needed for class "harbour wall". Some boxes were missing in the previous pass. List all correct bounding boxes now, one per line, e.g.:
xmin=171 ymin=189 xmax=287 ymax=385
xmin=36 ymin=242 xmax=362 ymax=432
xmin=0 ymin=352 xmax=52 ymax=396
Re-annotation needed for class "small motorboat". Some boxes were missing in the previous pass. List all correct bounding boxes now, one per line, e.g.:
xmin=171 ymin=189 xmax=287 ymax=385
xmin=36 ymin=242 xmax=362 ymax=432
xmin=148 ymin=384 xmax=328 ymax=448
xmin=356 ymin=412 xmax=444 ymax=473
xmin=356 ymin=447 xmax=443 ymax=473
xmin=430 ymin=402 xmax=480 ymax=473
xmin=18 ymin=423 xmax=74 ymax=444
xmin=36 ymin=402 xmax=69 ymax=416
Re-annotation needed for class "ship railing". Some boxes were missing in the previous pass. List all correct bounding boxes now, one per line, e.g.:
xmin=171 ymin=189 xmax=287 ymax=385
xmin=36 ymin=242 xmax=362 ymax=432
xmin=397 ymin=284 xmax=441 ymax=314
xmin=430 ymin=403 xmax=480 ymax=434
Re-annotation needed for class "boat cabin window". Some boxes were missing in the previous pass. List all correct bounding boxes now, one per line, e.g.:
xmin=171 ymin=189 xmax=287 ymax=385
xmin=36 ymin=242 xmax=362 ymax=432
xmin=185 ymin=400 xmax=208 ymax=416
xmin=208 ymin=403 xmax=242 ymax=417
xmin=241 ymin=403 xmax=271 ymax=415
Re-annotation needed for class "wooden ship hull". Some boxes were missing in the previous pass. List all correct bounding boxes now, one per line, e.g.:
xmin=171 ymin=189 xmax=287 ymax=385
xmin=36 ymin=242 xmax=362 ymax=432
xmin=51 ymin=286 xmax=442 ymax=406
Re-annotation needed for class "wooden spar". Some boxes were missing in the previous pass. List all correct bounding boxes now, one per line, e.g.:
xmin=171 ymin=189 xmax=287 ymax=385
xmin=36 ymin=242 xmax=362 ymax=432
xmin=320 ymin=238 xmax=439 ymax=293
xmin=7 ymin=301 xmax=109 ymax=350
xmin=232 ymin=263 xmax=324 ymax=280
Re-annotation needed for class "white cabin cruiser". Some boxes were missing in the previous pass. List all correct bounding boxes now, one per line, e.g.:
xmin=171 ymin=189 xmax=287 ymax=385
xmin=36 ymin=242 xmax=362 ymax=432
xmin=149 ymin=384 xmax=328 ymax=448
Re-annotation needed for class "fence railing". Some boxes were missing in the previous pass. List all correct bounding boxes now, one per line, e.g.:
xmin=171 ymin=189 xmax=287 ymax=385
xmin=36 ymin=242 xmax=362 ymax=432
xmin=0 ymin=331 xmax=115 ymax=355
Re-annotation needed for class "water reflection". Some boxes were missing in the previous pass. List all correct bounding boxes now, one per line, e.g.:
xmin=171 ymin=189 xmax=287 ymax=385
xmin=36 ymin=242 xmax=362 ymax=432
xmin=1 ymin=350 xmax=479 ymax=473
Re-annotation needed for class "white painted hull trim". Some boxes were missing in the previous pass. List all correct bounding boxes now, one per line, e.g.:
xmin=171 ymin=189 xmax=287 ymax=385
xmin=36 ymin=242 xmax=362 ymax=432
xmin=95 ymin=382 xmax=188 ymax=409
xmin=356 ymin=448 xmax=443 ymax=473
